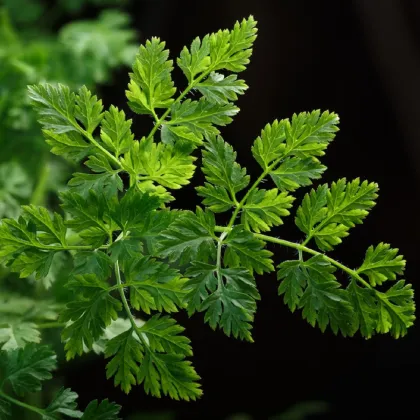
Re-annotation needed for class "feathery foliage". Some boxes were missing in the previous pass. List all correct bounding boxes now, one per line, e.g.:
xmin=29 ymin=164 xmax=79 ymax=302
xmin=0 ymin=15 xmax=414 ymax=415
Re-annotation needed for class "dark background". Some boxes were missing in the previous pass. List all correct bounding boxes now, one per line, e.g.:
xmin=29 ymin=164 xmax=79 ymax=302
xmin=48 ymin=0 xmax=420 ymax=418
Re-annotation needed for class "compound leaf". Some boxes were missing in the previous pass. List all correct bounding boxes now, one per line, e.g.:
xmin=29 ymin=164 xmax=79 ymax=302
xmin=126 ymin=37 xmax=176 ymax=114
xmin=241 ymin=188 xmax=294 ymax=233
xmin=357 ymin=243 xmax=406 ymax=286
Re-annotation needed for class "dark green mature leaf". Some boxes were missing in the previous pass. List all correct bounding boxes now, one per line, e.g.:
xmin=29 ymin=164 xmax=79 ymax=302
xmin=297 ymin=256 xmax=355 ymax=336
xmin=252 ymin=111 xmax=339 ymax=171
xmin=201 ymin=135 xmax=249 ymax=195
xmin=126 ymin=37 xmax=176 ymax=114
xmin=196 ymin=72 xmax=247 ymax=104
xmin=112 ymin=186 xmax=161 ymax=232
xmin=61 ymin=274 xmax=122 ymax=359
xmin=296 ymin=179 xmax=378 ymax=250
xmin=157 ymin=208 xmax=216 ymax=265
xmin=105 ymin=329 xmax=142 ymax=394
xmin=42 ymin=130 xmax=92 ymax=162
xmin=167 ymin=99 xmax=239 ymax=143
xmin=277 ymin=260 xmax=307 ymax=312
xmin=28 ymin=83 xmax=77 ymax=134
xmin=43 ymin=388 xmax=82 ymax=419
xmin=121 ymin=137 xmax=196 ymax=192
xmin=60 ymin=190 xmax=114 ymax=235
xmin=185 ymin=262 xmax=260 ymax=341
xmin=241 ymin=188 xmax=294 ymax=233
xmin=140 ymin=315 xmax=192 ymax=357
xmin=357 ymin=243 xmax=406 ymax=286
xmin=81 ymin=399 xmax=121 ymax=420
xmin=73 ymin=251 xmax=112 ymax=280
xmin=0 ymin=344 xmax=56 ymax=396
xmin=270 ymin=157 xmax=326 ymax=192
xmin=0 ymin=397 xmax=10 ymax=418
xmin=69 ymin=155 xmax=123 ymax=199
xmin=124 ymin=256 xmax=187 ymax=313
xmin=22 ymin=205 xmax=67 ymax=245
xmin=137 ymin=351 xmax=202 ymax=401
xmin=100 ymin=106 xmax=134 ymax=157
xmin=223 ymin=226 xmax=274 ymax=274
xmin=347 ymin=279 xmax=378 ymax=339
xmin=376 ymin=280 xmax=415 ymax=339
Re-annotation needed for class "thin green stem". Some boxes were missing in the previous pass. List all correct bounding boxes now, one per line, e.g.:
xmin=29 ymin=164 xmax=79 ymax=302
xmin=216 ymin=231 xmax=227 ymax=290
xmin=146 ymin=71 xmax=210 ymax=140
xmin=0 ymin=390 xmax=45 ymax=416
xmin=214 ymin=225 xmax=372 ymax=289
xmin=84 ymin=130 xmax=121 ymax=168
xmin=114 ymin=261 xmax=147 ymax=345
xmin=30 ymin=158 xmax=50 ymax=206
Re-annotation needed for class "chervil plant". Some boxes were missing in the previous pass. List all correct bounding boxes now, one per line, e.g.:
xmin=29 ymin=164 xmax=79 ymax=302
xmin=0 ymin=15 xmax=415 ymax=416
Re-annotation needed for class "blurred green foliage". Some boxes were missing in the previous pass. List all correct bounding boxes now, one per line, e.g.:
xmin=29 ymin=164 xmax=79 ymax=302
xmin=0 ymin=1 xmax=136 ymax=212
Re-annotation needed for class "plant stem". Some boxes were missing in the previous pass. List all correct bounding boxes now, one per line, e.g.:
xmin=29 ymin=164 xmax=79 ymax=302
xmin=216 ymin=231 xmax=227 ymax=289
xmin=213 ymin=225 xmax=372 ymax=289
xmin=35 ymin=321 xmax=66 ymax=329
xmin=30 ymin=158 xmax=50 ymax=206
xmin=114 ymin=261 xmax=147 ymax=345
xmin=146 ymin=71 xmax=210 ymax=140
xmin=0 ymin=390 xmax=45 ymax=417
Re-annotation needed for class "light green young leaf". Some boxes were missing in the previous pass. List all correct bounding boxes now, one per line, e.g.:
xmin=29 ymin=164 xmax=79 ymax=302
xmin=157 ymin=207 xmax=216 ymax=265
xmin=376 ymin=280 xmax=415 ymax=339
xmin=209 ymin=16 xmax=257 ymax=73
xmin=121 ymin=137 xmax=196 ymax=191
xmin=166 ymin=99 xmax=239 ymax=143
xmin=296 ymin=179 xmax=378 ymax=250
xmin=357 ymin=243 xmax=406 ymax=286
xmin=61 ymin=274 xmax=122 ymax=359
xmin=43 ymin=388 xmax=82 ymax=419
xmin=100 ymin=105 xmax=134 ymax=157
xmin=223 ymin=226 xmax=274 ymax=274
xmin=177 ymin=35 xmax=211 ymax=82
xmin=75 ymin=86 xmax=104 ymax=134
xmin=241 ymin=188 xmax=294 ymax=233
xmin=252 ymin=111 xmax=339 ymax=171
xmin=124 ymin=256 xmax=187 ymax=314
xmin=126 ymin=37 xmax=176 ymax=114
xmin=0 ymin=344 xmax=56 ymax=395
xmin=270 ymin=157 xmax=326 ymax=192
xmin=196 ymin=72 xmax=247 ymax=104
xmin=185 ymin=262 xmax=260 ymax=342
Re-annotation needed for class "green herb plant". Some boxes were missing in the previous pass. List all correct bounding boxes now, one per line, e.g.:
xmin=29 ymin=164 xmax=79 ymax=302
xmin=0 ymin=15 xmax=415 ymax=417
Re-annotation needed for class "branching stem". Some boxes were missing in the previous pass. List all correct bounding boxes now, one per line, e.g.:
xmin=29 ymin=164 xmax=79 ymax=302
xmin=214 ymin=225 xmax=372 ymax=290
xmin=0 ymin=390 xmax=45 ymax=417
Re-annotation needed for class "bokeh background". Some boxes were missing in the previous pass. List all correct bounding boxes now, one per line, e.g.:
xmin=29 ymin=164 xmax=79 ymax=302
xmin=1 ymin=0 xmax=420 ymax=419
